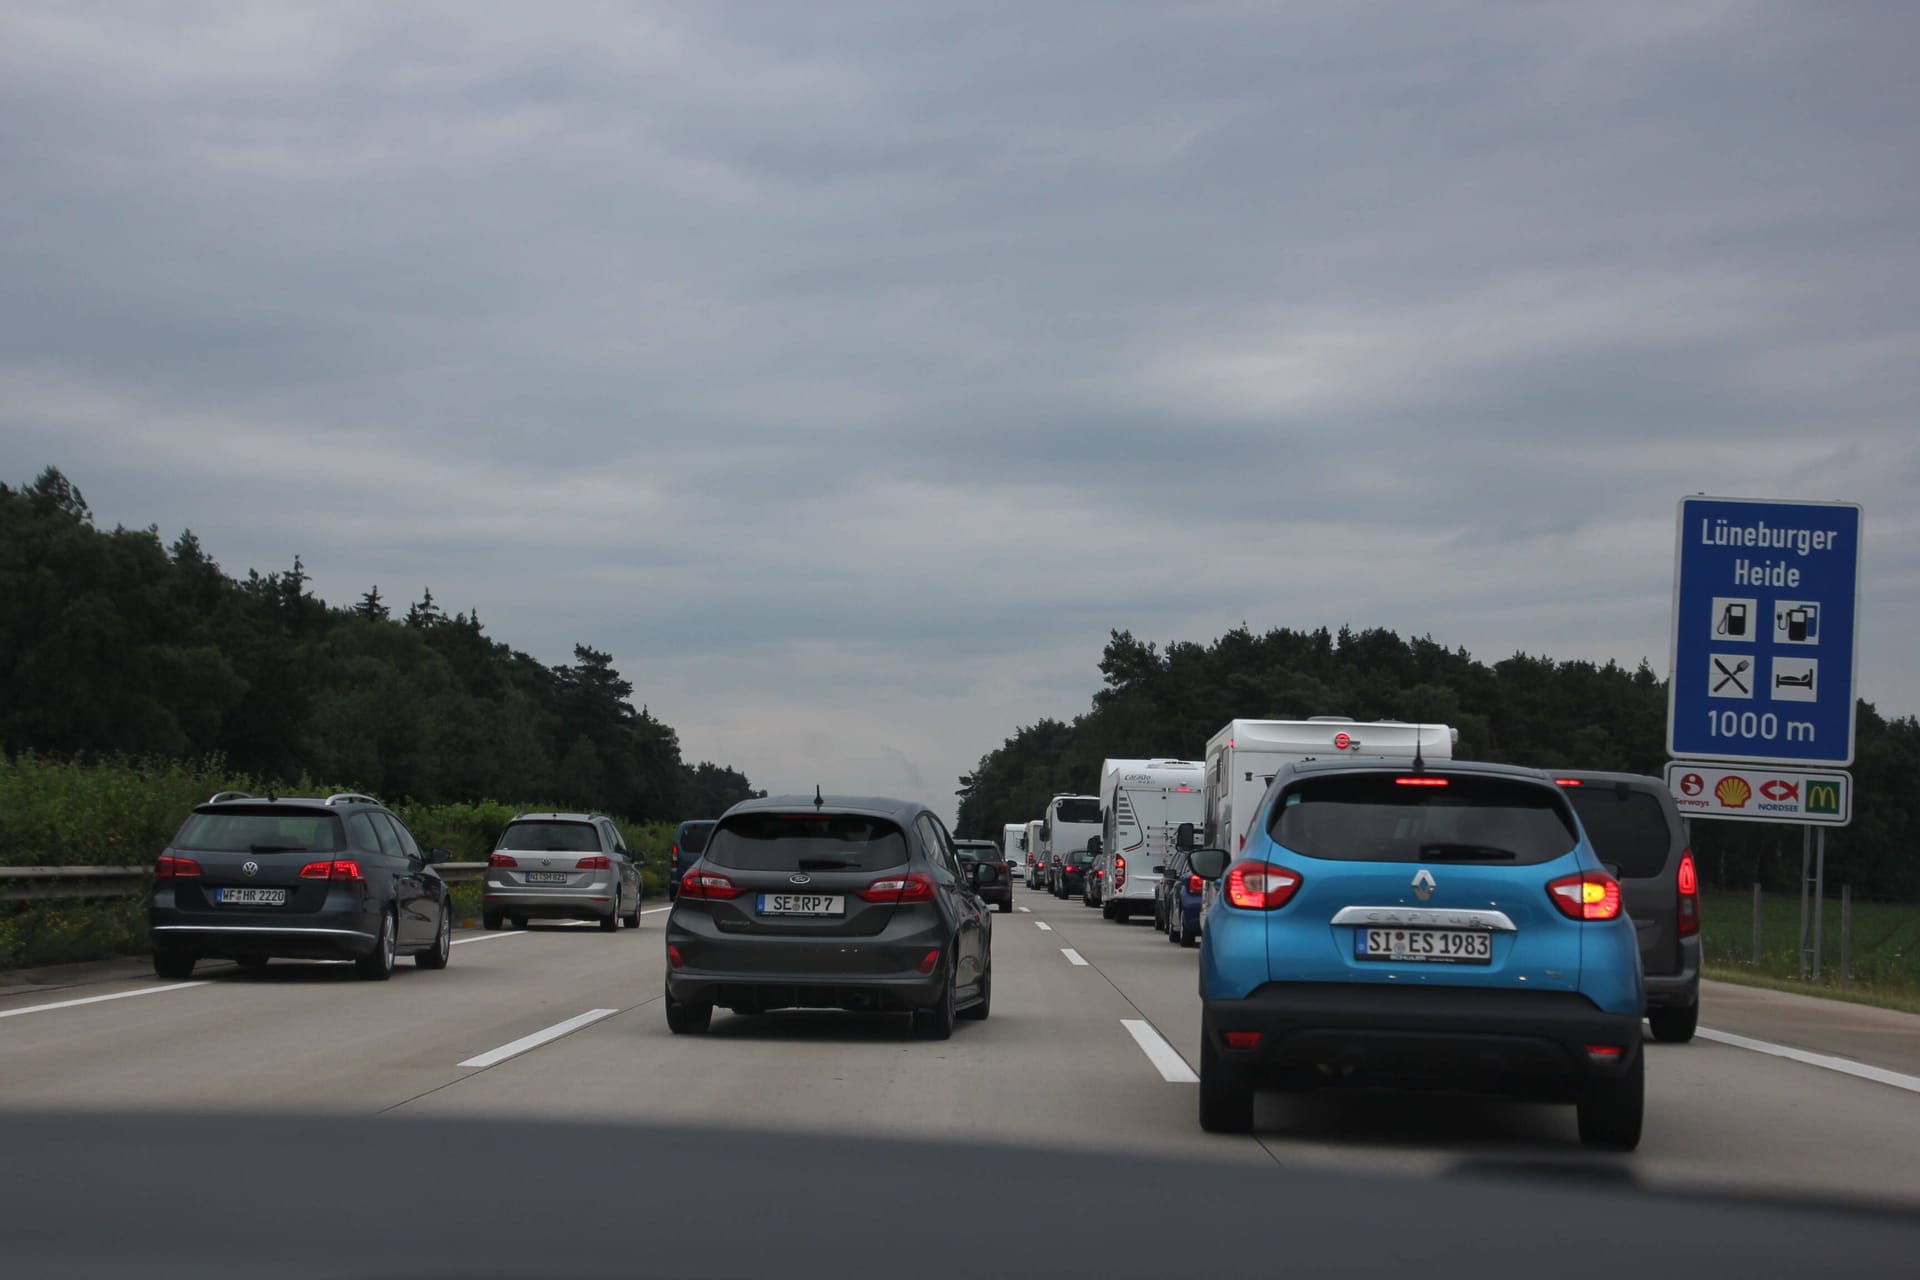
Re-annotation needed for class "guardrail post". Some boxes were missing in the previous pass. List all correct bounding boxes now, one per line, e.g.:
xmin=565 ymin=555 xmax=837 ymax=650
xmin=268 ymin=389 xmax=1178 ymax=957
xmin=1752 ymin=882 xmax=1761 ymax=966
xmin=1840 ymin=884 xmax=1852 ymax=990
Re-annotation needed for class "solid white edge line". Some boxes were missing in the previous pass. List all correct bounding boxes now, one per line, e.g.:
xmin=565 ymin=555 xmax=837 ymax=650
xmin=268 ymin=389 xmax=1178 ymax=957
xmin=458 ymin=1008 xmax=620 ymax=1069
xmin=1016 ymin=906 xmax=1031 ymax=913
xmin=1061 ymin=948 xmax=1088 ymax=966
xmin=449 ymin=931 xmax=529 ymax=946
xmin=1035 ymin=921 xmax=1053 ymax=931
xmin=0 ymin=981 xmax=210 ymax=1019
xmin=1122 ymin=1018 xmax=1200 ymax=1083
xmin=1697 ymin=1026 xmax=1920 ymax=1095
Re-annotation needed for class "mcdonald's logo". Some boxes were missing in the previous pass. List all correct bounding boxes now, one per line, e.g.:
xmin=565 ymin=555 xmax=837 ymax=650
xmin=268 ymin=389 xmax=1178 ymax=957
xmin=1806 ymin=782 xmax=1842 ymax=816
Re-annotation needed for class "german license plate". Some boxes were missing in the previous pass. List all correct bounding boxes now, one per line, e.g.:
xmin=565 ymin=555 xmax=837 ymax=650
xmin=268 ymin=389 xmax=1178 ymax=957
xmin=215 ymin=887 xmax=287 ymax=906
xmin=1356 ymin=927 xmax=1492 ymax=963
xmin=524 ymin=872 xmax=569 ymax=885
xmin=757 ymin=894 xmax=844 ymax=916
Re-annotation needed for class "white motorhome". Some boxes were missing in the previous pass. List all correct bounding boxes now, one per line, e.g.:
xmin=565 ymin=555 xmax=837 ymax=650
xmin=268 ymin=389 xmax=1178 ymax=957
xmin=1204 ymin=719 xmax=1458 ymax=853
xmin=1002 ymin=822 xmax=1028 ymax=881
xmin=1024 ymin=818 xmax=1046 ymax=889
xmin=1098 ymin=759 xmax=1205 ymax=922
xmin=1040 ymin=793 xmax=1102 ymax=897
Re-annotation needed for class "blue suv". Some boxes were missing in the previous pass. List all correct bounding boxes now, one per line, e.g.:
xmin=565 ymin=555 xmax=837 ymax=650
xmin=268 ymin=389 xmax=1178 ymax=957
xmin=1189 ymin=759 xmax=1645 ymax=1149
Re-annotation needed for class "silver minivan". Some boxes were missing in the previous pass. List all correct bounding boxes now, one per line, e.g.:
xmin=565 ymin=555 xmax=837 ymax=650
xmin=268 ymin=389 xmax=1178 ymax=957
xmin=483 ymin=812 xmax=644 ymax=932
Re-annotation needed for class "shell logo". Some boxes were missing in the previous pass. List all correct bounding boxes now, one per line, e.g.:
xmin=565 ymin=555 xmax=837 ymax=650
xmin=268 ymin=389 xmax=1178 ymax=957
xmin=1714 ymin=775 xmax=1753 ymax=809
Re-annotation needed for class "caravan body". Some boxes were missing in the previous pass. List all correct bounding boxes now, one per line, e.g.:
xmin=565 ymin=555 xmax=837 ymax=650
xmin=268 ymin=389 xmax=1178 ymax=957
xmin=1098 ymin=759 xmax=1205 ymax=920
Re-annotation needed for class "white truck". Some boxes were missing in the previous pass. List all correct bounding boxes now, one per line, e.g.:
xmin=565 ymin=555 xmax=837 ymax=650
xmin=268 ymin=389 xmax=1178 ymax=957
xmin=1040 ymin=793 xmax=1102 ymax=899
xmin=1203 ymin=718 xmax=1458 ymax=853
xmin=1097 ymin=759 xmax=1205 ymax=922
xmin=1002 ymin=822 xmax=1028 ymax=881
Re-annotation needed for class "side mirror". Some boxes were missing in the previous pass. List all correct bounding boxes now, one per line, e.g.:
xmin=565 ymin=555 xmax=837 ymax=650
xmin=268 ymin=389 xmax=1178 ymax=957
xmin=427 ymin=847 xmax=453 ymax=865
xmin=1150 ymin=865 xmax=1166 ymax=876
xmin=1086 ymin=835 xmax=1103 ymax=856
xmin=1188 ymin=848 xmax=1230 ymax=880
xmin=1175 ymin=823 xmax=1197 ymax=851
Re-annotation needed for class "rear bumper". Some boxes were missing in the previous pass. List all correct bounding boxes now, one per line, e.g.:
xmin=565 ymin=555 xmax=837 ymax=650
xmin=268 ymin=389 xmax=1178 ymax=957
xmin=1645 ymin=935 xmax=1702 ymax=1008
xmin=665 ymin=909 xmax=950 ymax=1012
xmin=1203 ymin=982 xmax=1643 ymax=1097
xmin=150 ymin=898 xmax=383 ymax=961
xmin=484 ymin=887 xmax=616 ymax=920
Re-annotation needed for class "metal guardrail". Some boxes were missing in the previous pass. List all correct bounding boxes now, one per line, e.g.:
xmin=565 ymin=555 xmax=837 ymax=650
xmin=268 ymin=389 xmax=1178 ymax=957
xmin=0 ymin=862 xmax=488 ymax=903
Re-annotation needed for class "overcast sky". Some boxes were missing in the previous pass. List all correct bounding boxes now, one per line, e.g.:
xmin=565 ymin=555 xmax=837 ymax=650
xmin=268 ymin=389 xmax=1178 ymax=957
xmin=4 ymin=1 xmax=1915 ymax=822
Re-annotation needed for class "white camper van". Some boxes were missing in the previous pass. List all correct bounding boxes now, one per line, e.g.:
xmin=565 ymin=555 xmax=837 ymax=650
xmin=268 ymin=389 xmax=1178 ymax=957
xmin=1002 ymin=822 xmax=1028 ymax=881
xmin=1098 ymin=759 xmax=1205 ymax=922
xmin=1041 ymin=794 xmax=1102 ymax=898
xmin=1024 ymin=818 xmax=1047 ymax=890
xmin=1203 ymin=719 xmax=1458 ymax=853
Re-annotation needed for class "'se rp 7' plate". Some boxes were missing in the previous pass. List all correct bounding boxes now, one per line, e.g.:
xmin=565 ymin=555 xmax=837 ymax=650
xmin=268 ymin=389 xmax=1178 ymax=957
xmin=757 ymin=894 xmax=845 ymax=916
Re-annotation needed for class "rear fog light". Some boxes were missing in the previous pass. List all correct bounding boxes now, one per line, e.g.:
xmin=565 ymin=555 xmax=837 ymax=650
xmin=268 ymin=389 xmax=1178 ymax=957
xmin=918 ymin=949 xmax=941 ymax=975
xmin=1224 ymin=1031 xmax=1262 ymax=1050
xmin=1585 ymin=1044 xmax=1624 ymax=1061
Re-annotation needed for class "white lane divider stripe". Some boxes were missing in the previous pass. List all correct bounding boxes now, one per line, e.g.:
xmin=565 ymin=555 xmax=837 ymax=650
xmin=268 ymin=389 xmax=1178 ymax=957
xmin=1035 ymin=921 xmax=1053 ymax=931
xmin=1122 ymin=1019 xmax=1199 ymax=1083
xmin=450 ymin=931 xmax=527 ymax=946
xmin=642 ymin=906 xmax=671 ymax=915
xmin=1061 ymin=948 xmax=1088 ymax=966
xmin=1698 ymin=1026 xmax=1920 ymax=1095
xmin=0 ymin=981 xmax=210 ymax=1019
xmin=459 ymin=1009 xmax=619 ymax=1069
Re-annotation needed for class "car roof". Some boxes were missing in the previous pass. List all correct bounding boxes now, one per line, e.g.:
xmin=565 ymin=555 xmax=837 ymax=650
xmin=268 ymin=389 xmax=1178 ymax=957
xmin=1283 ymin=757 xmax=1555 ymax=783
xmin=1549 ymin=769 xmax=1670 ymax=791
xmin=198 ymin=795 xmax=380 ymax=811
xmin=509 ymin=811 xmax=602 ymax=823
xmin=724 ymin=794 xmax=925 ymax=821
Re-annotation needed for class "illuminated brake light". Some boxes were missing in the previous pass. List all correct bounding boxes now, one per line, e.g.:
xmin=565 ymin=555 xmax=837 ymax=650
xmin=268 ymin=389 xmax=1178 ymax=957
xmin=1554 ymin=778 xmax=1584 ymax=787
xmin=1548 ymin=872 xmax=1623 ymax=921
xmin=298 ymin=859 xmax=365 ymax=882
xmin=857 ymin=872 xmax=936 ymax=904
xmin=1677 ymin=850 xmax=1700 ymax=938
xmin=1395 ymin=777 xmax=1450 ymax=787
xmin=1225 ymin=861 xmax=1302 ymax=910
xmin=1114 ymin=855 xmax=1126 ymax=890
xmin=1187 ymin=873 xmax=1203 ymax=895
xmin=488 ymin=852 xmax=519 ymax=868
xmin=680 ymin=870 xmax=744 ymax=900
xmin=576 ymin=855 xmax=612 ymax=870
xmin=154 ymin=854 xmax=201 ymax=879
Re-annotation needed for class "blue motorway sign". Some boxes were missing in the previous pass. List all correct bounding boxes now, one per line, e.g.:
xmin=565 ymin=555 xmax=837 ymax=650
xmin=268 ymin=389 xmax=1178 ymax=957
xmin=1668 ymin=496 xmax=1862 ymax=766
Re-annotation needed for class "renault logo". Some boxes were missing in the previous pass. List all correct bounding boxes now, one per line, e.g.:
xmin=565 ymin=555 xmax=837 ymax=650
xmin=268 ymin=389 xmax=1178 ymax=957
xmin=242 ymin=861 xmax=259 ymax=877
xmin=789 ymin=874 xmax=812 ymax=886
xmin=1411 ymin=868 xmax=1436 ymax=902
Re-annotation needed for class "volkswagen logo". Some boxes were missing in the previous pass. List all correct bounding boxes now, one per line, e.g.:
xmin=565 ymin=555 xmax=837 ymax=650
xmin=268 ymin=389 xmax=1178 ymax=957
xmin=789 ymin=874 xmax=812 ymax=886
xmin=242 ymin=861 xmax=259 ymax=877
xmin=1411 ymin=868 xmax=1436 ymax=902
xmin=540 ymin=859 xmax=551 ymax=868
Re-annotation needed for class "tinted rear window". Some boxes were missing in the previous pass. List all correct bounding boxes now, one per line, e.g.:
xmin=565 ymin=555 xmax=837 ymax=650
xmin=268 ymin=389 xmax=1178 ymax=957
xmin=1053 ymin=798 xmax=1100 ymax=825
xmin=704 ymin=813 xmax=909 ymax=873
xmin=499 ymin=821 xmax=601 ymax=853
xmin=174 ymin=809 xmax=343 ymax=854
xmin=1566 ymin=788 xmax=1675 ymax=879
xmin=678 ymin=822 xmax=714 ymax=853
xmin=1266 ymin=774 xmax=1578 ymax=866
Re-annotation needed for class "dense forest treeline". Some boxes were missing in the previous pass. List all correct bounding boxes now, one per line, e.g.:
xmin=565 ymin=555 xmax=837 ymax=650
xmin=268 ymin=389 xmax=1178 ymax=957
xmin=0 ymin=468 xmax=755 ymax=820
xmin=955 ymin=627 xmax=1920 ymax=900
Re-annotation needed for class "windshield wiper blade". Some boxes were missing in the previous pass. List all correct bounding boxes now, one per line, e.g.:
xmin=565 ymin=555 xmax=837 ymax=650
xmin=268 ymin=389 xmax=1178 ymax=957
xmin=246 ymin=844 xmax=306 ymax=854
xmin=1418 ymin=843 xmax=1519 ymax=862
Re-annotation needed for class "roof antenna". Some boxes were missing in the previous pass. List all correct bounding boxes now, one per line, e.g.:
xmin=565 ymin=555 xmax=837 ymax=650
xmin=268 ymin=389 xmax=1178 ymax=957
xmin=813 ymin=785 xmax=824 ymax=810
xmin=1411 ymin=724 xmax=1427 ymax=775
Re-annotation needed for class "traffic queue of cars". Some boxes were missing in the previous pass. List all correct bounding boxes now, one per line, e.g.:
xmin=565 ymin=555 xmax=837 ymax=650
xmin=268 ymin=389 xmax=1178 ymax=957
xmin=1015 ymin=717 xmax=1701 ymax=1150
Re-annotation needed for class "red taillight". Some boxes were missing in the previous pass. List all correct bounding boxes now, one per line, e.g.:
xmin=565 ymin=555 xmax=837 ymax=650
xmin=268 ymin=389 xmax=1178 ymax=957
xmin=1395 ymin=777 xmax=1450 ymax=787
xmin=680 ymin=870 xmax=744 ymax=900
xmin=1114 ymin=855 xmax=1127 ymax=891
xmin=1224 ymin=1031 xmax=1262 ymax=1050
xmin=1064 ymin=864 xmax=1077 ymax=873
xmin=668 ymin=945 xmax=684 ymax=969
xmin=154 ymin=854 xmax=201 ymax=879
xmin=1225 ymin=860 xmax=1302 ymax=910
xmin=489 ymin=852 xmax=519 ymax=868
xmin=1187 ymin=873 xmax=1203 ymax=895
xmin=1554 ymin=778 xmax=1584 ymax=787
xmin=1677 ymin=850 xmax=1700 ymax=937
xmin=1094 ymin=869 xmax=1104 ymax=879
xmin=576 ymin=855 xmax=612 ymax=870
xmin=669 ymin=843 xmax=681 ymax=858
xmin=857 ymin=872 xmax=936 ymax=904
xmin=1548 ymin=871 xmax=1622 ymax=921
xmin=298 ymin=859 xmax=365 ymax=882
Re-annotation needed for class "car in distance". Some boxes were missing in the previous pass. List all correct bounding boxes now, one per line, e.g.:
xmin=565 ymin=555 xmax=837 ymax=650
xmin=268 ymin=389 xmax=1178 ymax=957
xmin=669 ymin=819 xmax=716 ymax=900
xmin=1082 ymin=851 xmax=1108 ymax=908
xmin=664 ymin=795 xmax=993 ymax=1039
xmin=1554 ymin=770 xmax=1700 ymax=1042
xmin=955 ymin=838 xmax=1014 ymax=913
xmin=484 ymin=812 xmax=644 ymax=932
xmin=1158 ymin=849 xmax=1203 ymax=948
xmin=149 ymin=790 xmax=453 ymax=980
xmin=1190 ymin=759 xmax=1645 ymax=1149
xmin=1052 ymin=846 xmax=1094 ymax=900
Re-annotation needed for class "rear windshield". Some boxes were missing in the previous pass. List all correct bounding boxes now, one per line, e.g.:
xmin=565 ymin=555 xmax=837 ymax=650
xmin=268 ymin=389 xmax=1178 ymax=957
xmin=1266 ymin=774 xmax=1578 ymax=866
xmin=955 ymin=844 xmax=998 ymax=861
xmin=173 ymin=809 xmax=343 ymax=854
xmin=704 ymin=813 xmax=909 ymax=873
xmin=678 ymin=822 xmax=714 ymax=853
xmin=1566 ymin=788 xmax=1675 ymax=879
xmin=1053 ymin=798 xmax=1100 ymax=825
xmin=498 ymin=821 xmax=601 ymax=853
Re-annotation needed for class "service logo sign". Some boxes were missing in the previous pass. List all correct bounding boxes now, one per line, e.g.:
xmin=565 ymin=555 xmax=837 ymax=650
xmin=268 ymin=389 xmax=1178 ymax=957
xmin=1665 ymin=762 xmax=1851 ymax=827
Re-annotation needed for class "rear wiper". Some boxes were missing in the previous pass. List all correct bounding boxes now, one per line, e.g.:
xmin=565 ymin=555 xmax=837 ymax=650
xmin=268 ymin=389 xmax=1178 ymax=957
xmin=796 ymin=858 xmax=858 ymax=871
xmin=247 ymin=844 xmax=307 ymax=854
xmin=1418 ymin=843 xmax=1519 ymax=861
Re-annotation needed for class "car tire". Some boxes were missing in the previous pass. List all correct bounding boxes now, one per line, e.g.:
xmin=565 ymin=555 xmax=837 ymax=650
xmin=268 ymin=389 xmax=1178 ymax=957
xmin=1114 ymin=905 xmax=1130 ymax=924
xmin=510 ymin=915 xmax=528 ymax=930
xmin=1648 ymin=1002 xmax=1698 ymax=1044
xmin=1576 ymin=1047 xmax=1645 ymax=1151
xmin=153 ymin=952 xmax=196 ymax=980
xmin=1101 ymin=900 xmax=1116 ymax=921
xmin=356 ymin=908 xmax=398 ymax=981
xmin=665 ymin=981 xmax=713 ymax=1035
xmin=912 ymin=968 xmax=957 ymax=1040
xmin=959 ymin=958 xmax=991 ymax=1021
xmin=483 ymin=912 xmax=503 ymax=932
xmin=998 ymin=898 xmax=1012 ymax=914
xmin=415 ymin=903 xmax=451 ymax=969
xmin=1199 ymin=1032 xmax=1256 ymax=1134
xmin=625 ymin=895 xmax=643 ymax=928
xmin=1168 ymin=911 xmax=1182 ymax=946
xmin=1180 ymin=915 xmax=1200 ymax=948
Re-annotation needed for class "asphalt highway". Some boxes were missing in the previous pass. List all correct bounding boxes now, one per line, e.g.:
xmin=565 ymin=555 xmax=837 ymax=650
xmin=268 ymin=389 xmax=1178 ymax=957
xmin=4 ymin=881 xmax=1918 ymax=1208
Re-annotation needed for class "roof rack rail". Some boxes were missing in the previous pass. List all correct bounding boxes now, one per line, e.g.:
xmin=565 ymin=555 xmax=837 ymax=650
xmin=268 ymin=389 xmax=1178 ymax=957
xmin=324 ymin=792 xmax=380 ymax=807
xmin=207 ymin=790 xmax=254 ymax=804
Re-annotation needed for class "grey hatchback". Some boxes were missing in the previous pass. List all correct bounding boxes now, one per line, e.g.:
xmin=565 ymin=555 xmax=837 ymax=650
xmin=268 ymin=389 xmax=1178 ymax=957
xmin=663 ymin=795 xmax=993 ymax=1039
xmin=1555 ymin=771 xmax=1701 ymax=1042
xmin=484 ymin=812 xmax=645 ymax=932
